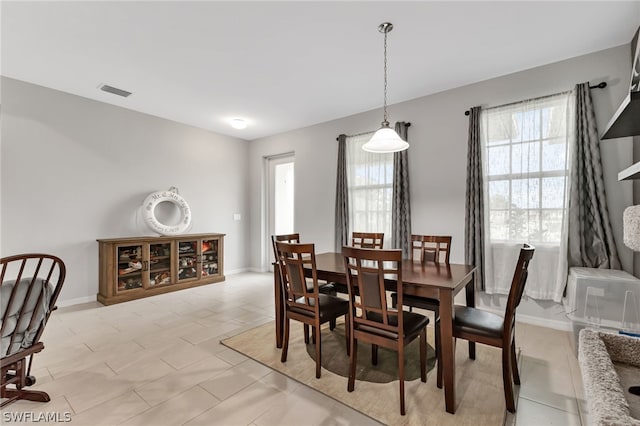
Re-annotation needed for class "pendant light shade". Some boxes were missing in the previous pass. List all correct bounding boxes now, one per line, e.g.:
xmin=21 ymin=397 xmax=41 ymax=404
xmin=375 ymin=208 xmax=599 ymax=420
xmin=363 ymin=124 xmax=409 ymax=153
xmin=362 ymin=22 xmax=409 ymax=154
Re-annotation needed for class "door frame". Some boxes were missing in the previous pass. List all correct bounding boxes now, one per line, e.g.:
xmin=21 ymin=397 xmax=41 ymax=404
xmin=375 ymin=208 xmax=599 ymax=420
xmin=262 ymin=152 xmax=295 ymax=271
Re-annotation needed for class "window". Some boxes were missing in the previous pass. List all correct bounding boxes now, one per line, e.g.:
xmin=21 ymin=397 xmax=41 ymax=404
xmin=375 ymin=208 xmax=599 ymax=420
xmin=480 ymin=92 xmax=574 ymax=299
xmin=346 ymin=133 xmax=393 ymax=243
xmin=482 ymin=94 xmax=572 ymax=245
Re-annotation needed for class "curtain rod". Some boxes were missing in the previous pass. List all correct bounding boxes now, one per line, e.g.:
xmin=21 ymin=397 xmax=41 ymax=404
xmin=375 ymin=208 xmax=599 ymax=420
xmin=463 ymin=81 xmax=607 ymax=116
xmin=336 ymin=122 xmax=411 ymax=141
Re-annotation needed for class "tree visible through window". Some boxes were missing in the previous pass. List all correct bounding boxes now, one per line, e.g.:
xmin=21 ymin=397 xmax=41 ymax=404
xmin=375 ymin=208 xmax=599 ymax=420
xmin=346 ymin=133 xmax=393 ymax=243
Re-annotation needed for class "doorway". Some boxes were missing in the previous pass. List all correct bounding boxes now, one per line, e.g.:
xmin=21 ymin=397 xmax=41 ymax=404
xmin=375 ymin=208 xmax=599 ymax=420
xmin=265 ymin=153 xmax=295 ymax=270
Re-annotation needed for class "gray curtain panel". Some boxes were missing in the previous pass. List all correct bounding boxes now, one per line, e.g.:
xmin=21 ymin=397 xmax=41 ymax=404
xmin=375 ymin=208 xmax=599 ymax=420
xmin=465 ymin=106 xmax=485 ymax=290
xmin=391 ymin=121 xmax=411 ymax=258
xmin=392 ymin=122 xmax=412 ymax=258
xmin=568 ymin=83 xmax=621 ymax=269
xmin=335 ymin=134 xmax=349 ymax=252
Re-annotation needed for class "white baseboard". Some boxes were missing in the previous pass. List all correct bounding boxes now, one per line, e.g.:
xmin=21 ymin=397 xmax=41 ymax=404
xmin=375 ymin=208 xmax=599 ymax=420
xmin=480 ymin=306 xmax=573 ymax=332
xmin=56 ymin=295 xmax=97 ymax=308
xmin=249 ymin=267 xmax=269 ymax=273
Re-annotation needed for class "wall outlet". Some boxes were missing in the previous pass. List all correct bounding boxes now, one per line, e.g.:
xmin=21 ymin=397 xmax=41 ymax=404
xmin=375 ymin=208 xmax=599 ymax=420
xmin=233 ymin=213 xmax=241 ymax=221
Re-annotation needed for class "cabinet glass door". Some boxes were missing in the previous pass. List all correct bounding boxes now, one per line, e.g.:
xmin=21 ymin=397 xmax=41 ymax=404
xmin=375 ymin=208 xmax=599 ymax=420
xmin=149 ymin=242 xmax=172 ymax=286
xmin=116 ymin=244 xmax=144 ymax=292
xmin=176 ymin=240 xmax=198 ymax=281
xmin=200 ymin=238 xmax=219 ymax=277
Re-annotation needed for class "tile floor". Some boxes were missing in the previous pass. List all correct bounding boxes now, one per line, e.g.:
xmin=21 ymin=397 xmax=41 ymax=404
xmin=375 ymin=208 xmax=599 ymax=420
xmin=1 ymin=272 xmax=587 ymax=425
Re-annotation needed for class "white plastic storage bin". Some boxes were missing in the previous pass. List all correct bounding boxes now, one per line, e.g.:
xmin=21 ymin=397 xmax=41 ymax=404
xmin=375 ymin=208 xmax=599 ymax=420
xmin=564 ymin=267 xmax=640 ymax=329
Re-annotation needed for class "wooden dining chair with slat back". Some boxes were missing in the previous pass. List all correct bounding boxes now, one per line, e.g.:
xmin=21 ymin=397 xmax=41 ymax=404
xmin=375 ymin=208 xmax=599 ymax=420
xmin=1 ymin=254 xmax=66 ymax=408
xmin=342 ymin=246 xmax=429 ymax=416
xmin=276 ymin=242 xmax=350 ymax=379
xmin=272 ymin=233 xmax=338 ymax=336
xmin=332 ymin=232 xmax=386 ymax=295
xmin=391 ymin=235 xmax=451 ymax=388
xmin=453 ymin=244 xmax=535 ymax=413
xmin=351 ymin=232 xmax=384 ymax=249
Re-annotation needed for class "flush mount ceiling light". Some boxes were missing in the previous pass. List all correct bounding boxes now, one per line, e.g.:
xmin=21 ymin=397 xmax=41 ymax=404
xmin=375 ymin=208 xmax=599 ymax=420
xmin=362 ymin=22 xmax=409 ymax=154
xmin=230 ymin=118 xmax=248 ymax=129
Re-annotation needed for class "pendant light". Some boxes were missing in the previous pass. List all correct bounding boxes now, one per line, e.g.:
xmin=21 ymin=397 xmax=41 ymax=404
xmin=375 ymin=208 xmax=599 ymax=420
xmin=362 ymin=22 xmax=409 ymax=153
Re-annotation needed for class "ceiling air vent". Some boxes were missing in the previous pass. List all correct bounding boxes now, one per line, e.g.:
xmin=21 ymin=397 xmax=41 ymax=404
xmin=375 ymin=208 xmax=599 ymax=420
xmin=99 ymin=84 xmax=132 ymax=98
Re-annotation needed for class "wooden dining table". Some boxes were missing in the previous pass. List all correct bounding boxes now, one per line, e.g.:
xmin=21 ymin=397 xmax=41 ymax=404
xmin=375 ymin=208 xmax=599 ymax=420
xmin=273 ymin=252 xmax=478 ymax=414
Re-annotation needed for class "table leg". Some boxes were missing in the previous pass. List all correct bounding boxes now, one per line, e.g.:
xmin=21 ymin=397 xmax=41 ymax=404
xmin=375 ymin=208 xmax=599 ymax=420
xmin=274 ymin=266 xmax=284 ymax=348
xmin=466 ymin=271 xmax=476 ymax=360
xmin=439 ymin=289 xmax=456 ymax=414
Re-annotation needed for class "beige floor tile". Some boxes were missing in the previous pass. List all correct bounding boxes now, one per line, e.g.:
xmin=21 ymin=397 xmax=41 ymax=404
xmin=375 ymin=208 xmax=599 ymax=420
xmin=46 ymin=341 xmax=145 ymax=379
xmin=134 ymin=355 xmax=232 ymax=406
xmin=198 ymin=359 xmax=272 ymax=402
xmin=64 ymin=371 xmax=137 ymax=414
xmin=122 ymin=386 xmax=220 ymax=426
xmin=180 ymin=322 xmax=243 ymax=345
xmin=29 ymin=363 xmax=116 ymax=401
xmin=252 ymin=385 xmax=336 ymax=426
xmin=70 ymin=391 xmax=150 ymax=426
xmin=519 ymin=356 xmax=579 ymax=413
xmin=159 ymin=342 xmax=213 ymax=370
xmin=515 ymin=398 xmax=581 ymax=425
xmin=116 ymin=357 xmax=176 ymax=386
xmin=195 ymin=336 xmax=229 ymax=355
xmin=0 ymin=396 xmax=74 ymax=420
xmin=258 ymin=371 xmax=302 ymax=394
xmin=215 ymin=348 xmax=249 ymax=365
xmin=184 ymin=381 xmax=286 ymax=426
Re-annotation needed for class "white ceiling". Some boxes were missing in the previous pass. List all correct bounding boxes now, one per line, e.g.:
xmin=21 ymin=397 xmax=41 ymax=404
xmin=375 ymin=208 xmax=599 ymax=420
xmin=3 ymin=1 xmax=640 ymax=140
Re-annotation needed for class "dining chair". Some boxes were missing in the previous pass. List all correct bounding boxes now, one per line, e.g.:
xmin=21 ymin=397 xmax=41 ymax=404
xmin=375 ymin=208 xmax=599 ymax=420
xmin=272 ymin=233 xmax=338 ymax=334
xmin=333 ymin=232 xmax=386 ymax=295
xmin=351 ymin=232 xmax=384 ymax=249
xmin=453 ymin=243 xmax=535 ymax=413
xmin=276 ymin=241 xmax=350 ymax=379
xmin=342 ymin=246 xmax=429 ymax=416
xmin=390 ymin=234 xmax=451 ymax=388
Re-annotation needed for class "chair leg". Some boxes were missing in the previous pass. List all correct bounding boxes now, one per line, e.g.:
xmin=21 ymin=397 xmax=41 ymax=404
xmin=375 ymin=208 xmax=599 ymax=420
xmin=330 ymin=319 xmax=336 ymax=330
xmin=281 ymin=317 xmax=290 ymax=363
xmin=348 ymin=335 xmax=358 ymax=392
xmin=399 ymin=344 xmax=406 ymax=415
xmin=304 ymin=324 xmax=310 ymax=344
xmin=436 ymin=317 xmax=443 ymax=389
xmin=344 ymin=314 xmax=350 ymax=356
xmin=502 ymin=344 xmax=516 ymax=413
xmin=372 ymin=344 xmax=378 ymax=365
xmin=420 ymin=328 xmax=427 ymax=383
xmin=511 ymin=339 xmax=520 ymax=385
xmin=315 ymin=324 xmax=322 ymax=378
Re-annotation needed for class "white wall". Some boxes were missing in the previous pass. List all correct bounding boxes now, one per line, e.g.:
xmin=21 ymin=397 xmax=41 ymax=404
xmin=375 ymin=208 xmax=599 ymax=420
xmin=1 ymin=77 xmax=250 ymax=303
xmin=248 ymin=45 xmax=634 ymax=326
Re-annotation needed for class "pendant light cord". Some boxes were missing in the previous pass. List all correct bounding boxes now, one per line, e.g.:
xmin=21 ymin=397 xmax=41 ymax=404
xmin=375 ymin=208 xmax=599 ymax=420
xmin=382 ymin=29 xmax=388 ymax=126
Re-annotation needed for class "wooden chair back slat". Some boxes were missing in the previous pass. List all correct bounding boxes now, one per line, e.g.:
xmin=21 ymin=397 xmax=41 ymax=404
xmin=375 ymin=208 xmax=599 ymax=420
xmin=503 ymin=244 xmax=535 ymax=339
xmin=351 ymin=232 xmax=384 ymax=249
xmin=410 ymin=235 xmax=451 ymax=264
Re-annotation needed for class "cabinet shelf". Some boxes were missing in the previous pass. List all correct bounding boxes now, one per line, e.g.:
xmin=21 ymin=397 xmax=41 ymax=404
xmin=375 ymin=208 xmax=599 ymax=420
xmin=98 ymin=233 xmax=225 ymax=305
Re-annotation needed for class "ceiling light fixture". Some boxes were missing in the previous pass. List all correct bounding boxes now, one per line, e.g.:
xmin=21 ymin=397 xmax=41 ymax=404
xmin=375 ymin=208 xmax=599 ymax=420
xmin=362 ymin=22 xmax=409 ymax=153
xmin=230 ymin=118 xmax=248 ymax=130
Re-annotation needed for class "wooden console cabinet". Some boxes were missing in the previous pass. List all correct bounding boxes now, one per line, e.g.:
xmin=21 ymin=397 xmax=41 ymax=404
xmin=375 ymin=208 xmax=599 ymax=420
xmin=97 ymin=233 xmax=225 ymax=305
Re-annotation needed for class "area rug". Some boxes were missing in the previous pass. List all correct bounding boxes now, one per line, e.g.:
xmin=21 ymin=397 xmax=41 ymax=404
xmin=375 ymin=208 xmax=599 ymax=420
xmin=222 ymin=321 xmax=507 ymax=426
